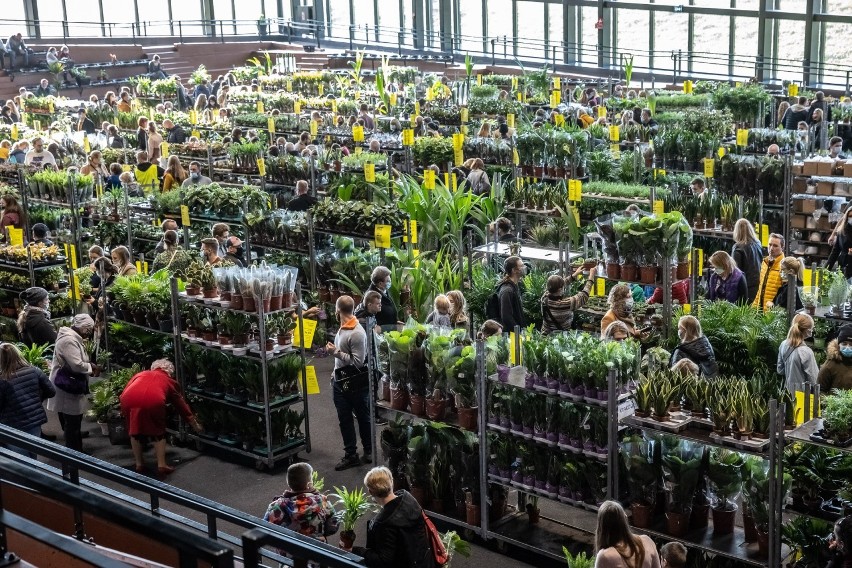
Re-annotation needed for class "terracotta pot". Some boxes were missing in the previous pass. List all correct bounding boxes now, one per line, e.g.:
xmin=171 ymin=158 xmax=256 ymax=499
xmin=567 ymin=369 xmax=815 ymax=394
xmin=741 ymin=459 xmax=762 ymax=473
xmin=339 ymin=530 xmax=355 ymax=550
xmin=690 ymin=502 xmax=709 ymax=529
xmin=318 ymin=286 xmax=331 ymax=303
xmin=260 ymin=298 xmax=271 ymax=313
xmin=489 ymin=497 xmax=507 ymax=522
xmin=458 ymin=407 xmax=478 ymax=432
xmin=220 ymin=291 xmax=232 ymax=302
xmin=711 ymin=506 xmax=736 ymax=535
xmin=187 ymin=328 xmax=198 ymax=338
xmin=390 ymin=387 xmax=409 ymax=410
xmin=742 ymin=512 xmax=758 ymax=543
xmin=282 ymin=292 xmax=295 ymax=308
xmin=233 ymin=333 xmax=248 ymax=347
xmin=265 ymin=339 xmax=275 ymax=351
xmin=665 ymin=511 xmax=690 ymax=537
xmin=242 ymin=294 xmax=256 ymax=312
xmin=230 ymin=294 xmax=244 ymax=310
xmin=381 ymin=379 xmax=390 ymax=402
xmin=277 ymin=332 xmax=292 ymax=346
xmin=676 ymin=261 xmax=690 ymax=280
xmin=426 ymin=396 xmax=447 ymax=421
xmin=806 ymin=305 xmax=816 ymax=315
xmin=639 ymin=265 xmax=657 ymax=284
xmin=533 ymin=166 xmax=544 ymax=178
xmin=218 ymin=334 xmax=232 ymax=346
xmin=202 ymin=331 xmax=216 ymax=342
xmin=409 ymin=393 xmax=426 ymax=417
xmin=186 ymin=285 xmax=200 ymax=296
xmin=631 ymin=502 xmax=653 ymax=529
xmin=606 ymin=262 xmax=621 ymax=280
xmin=269 ymin=295 xmax=282 ymax=312
xmin=621 ymin=263 xmax=638 ymax=282
xmin=466 ymin=503 xmax=481 ymax=527
xmin=202 ymin=287 xmax=218 ymax=298
xmin=410 ymin=486 xmax=428 ymax=507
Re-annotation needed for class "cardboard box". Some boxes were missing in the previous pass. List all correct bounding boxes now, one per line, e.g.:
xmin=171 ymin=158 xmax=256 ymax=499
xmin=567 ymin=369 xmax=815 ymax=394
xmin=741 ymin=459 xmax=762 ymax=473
xmin=794 ymin=199 xmax=817 ymax=213
xmin=816 ymin=181 xmax=834 ymax=195
xmin=817 ymin=216 xmax=832 ymax=231
xmin=803 ymin=159 xmax=820 ymax=176
xmin=844 ymin=162 xmax=852 ymax=177
xmin=793 ymin=178 xmax=808 ymax=193
xmin=806 ymin=217 xmax=817 ymax=229
xmin=834 ymin=183 xmax=851 ymax=197
xmin=793 ymin=163 xmax=804 ymax=176
xmin=818 ymin=161 xmax=835 ymax=176
xmin=792 ymin=215 xmax=807 ymax=229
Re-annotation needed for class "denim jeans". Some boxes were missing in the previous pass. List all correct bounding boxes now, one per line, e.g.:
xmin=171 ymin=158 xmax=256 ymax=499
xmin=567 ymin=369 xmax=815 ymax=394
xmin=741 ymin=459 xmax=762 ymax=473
xmin=7 ymin=49 xmax=29 ymax=70
xmin=332 ymin=382 xmax=372 ymax=457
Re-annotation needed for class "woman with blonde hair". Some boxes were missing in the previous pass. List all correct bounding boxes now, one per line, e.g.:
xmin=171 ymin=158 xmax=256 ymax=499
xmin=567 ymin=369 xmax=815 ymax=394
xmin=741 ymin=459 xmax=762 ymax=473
xmin=670 ymin=315 xmax=718 ymax=378
xmin=777 ymin=100 xmax=790 ymax=127
xmin=731 ymin=218 xmax=764 ymax=304
xmin=594 ymin=500 xmax=660 ymax=568
xmin=769 ymin=256 xmax=804 ymax=313
xmin=446 ymin=289 xmax=469 ymax=331
xmin=80 ymin=150 xmax=109 ymax=178
xmin=600 ymin=283 xmax=639 ymax=338
xmin=111 ymin=246 xmax=137 ymax=277
xmin=477 ymin=122 xmax=492 ymax=138
xmin=147 ymin=122 xmax=163 ymax=162
xmin=707 ymin=250 xmax=748 ymax=304
xmin=466 ymin=157 xmax=491 ymax=196
xmin=777 ymin=313 xmax=818 ymax=394
xmin=162 ymin=155 xmax=187 ymax=191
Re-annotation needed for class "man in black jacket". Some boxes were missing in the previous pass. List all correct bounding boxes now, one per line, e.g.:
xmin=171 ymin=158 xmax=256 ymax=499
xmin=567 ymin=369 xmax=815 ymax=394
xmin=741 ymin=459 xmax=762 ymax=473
xmin=285 ymin=180 xmax=317 ymax=212
xmin=76 ymin=109 xmax=96 ymax=135
xmin=162 ymin=119 xmax=186 ymax=144
xmin=356 ymin=266 xmax=399 ymax=332
xmin=497 ymin=256 xmax=526 ymax=333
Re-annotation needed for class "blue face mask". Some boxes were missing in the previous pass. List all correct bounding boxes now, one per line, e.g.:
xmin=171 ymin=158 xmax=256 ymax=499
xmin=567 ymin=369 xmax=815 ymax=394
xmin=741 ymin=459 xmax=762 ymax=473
xmin=841 ymin=346 xmax=852 ymax=358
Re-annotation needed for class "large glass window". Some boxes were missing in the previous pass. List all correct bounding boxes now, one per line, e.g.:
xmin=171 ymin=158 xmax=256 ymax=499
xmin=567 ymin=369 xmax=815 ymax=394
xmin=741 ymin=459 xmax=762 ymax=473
xmin=825 ymin=23 xmax=852 ymax=69
xmin=234 ymin=0 xmax=263 ymax=34
xmin=352 ymin=0 xmax=375 ymax=32
xmin=516 ymin=1 xmax=545 ymax=60
xmin=36 ymin=0 xmax=66 ymax=38
xmin=580 ymin=6 xmax=598 ymax=65
xmin=328 ymin=0 xmax=349 ymax=36
xmin=827 ymin=0 xmax=852 ymax=14
xmin=731 ymin=16 xmax=758 ymax=78
xmin=0 ymin=1 xmax=27 ymax=41
xmin=100 ymin=0 xmax=136 ymax=37
xmin=615 ymin=9 xmax=650 ymax=75
xmin=651 ymin=11 xmax=688 ymax=74
xmin=171 ymin=0 xmax=205 ymax=37
xmin=64 ymin=0 xmax=104 ymax=37
xmin=376 ymin=0 xmax=401 ymax=44
xmin=458 ymin=0 xmax=483 ymax=55
xmin=487 ymin=0 xmax=512 ymax=42
xmin=137 ymin=0 xmax=171 ymax=36
xmin=776 ymin=17 xmax=805 ymax=82
xmin=692 ymin=14 xmax=731 ymax=78
xmin=549 ymin=3 xmax=564 ymax=64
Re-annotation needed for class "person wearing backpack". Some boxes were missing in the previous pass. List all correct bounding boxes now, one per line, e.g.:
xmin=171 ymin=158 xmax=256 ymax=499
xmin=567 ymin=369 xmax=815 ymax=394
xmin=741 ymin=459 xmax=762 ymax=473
xmin=347 ymin=466 xmax=438 ymax=568
xmin=486 ymin=256 xmax=526 ymax=334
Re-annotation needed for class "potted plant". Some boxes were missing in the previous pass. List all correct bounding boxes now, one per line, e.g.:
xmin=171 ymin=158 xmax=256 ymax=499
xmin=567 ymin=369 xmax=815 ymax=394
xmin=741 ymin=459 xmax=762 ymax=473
xmin=525 ymin=495 xmax=540 ymax=524
xmin=649 ymin=373 xmax=674 ymax=421
xmin=821 ymin=389 xmax=852 ymax=446
xmin=332 ymin=486 xmax=374 ymax=550
xmin=706 ymin=448 xmax=745 ymax=534
xmin=661 ymin=437 xmax=704 ymax=537
xmin=622 ymin=438 xmax=660 ymax=528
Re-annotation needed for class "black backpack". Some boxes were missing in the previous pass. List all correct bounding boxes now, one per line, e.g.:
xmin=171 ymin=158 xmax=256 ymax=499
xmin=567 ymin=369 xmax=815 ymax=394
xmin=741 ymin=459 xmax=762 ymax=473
xmin=485 ymin=283 xmax=504 ymax=321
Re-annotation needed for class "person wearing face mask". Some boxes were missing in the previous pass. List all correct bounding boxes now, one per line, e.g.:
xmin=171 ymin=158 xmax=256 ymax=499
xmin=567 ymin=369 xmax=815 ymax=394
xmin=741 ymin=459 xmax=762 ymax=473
xmin=827 ymin=206 xmax=852 ymax=281
xmin=669 ymin=315 xmax=718 ymax=379
xmin=17 ymin=287 xmax=56 ymax=346
xmin=355 ymin=266 xmax=400 ymax=332
xmin=818 ymin=324 xmax=852 ymax=393
xmin=829 ymin=136 xmax=847 ymax=160
xmin=777 ymin=313 xmax=818 ymax=394
xmin=46 ymin=314 xmax=100 ymax=452
xmin=200 ymin=238 xmax=224 ymax=266
xmin=600 ymin=283 xmax=640 ymax=339
xmin=181 ymin=161 xmax=212 ymax=187
xmin=707 ymin=251 xmax=748 ymax=304
xmin=224 ymin=236 xmax=245 ymax=267
xmin=495 ymin=256 xmax=526 ymax=333
xmin=752 ymin=233 xmax=785 ymax=312
xmin=768 ymin=257 xmax=803 ymax=313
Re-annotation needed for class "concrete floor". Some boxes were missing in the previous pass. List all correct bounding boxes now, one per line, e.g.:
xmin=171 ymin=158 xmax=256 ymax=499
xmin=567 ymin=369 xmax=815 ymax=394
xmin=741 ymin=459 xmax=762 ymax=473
xmin=41 ymin=353 xmax=588 ymax=568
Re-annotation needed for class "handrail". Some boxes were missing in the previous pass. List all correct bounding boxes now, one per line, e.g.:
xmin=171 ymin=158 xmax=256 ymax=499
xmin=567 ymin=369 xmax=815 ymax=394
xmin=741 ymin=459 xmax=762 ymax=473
xmin=0 ymin=424 xmax=363 ymax=567
xmin=0 ymin=456 xmax=234 ymax=567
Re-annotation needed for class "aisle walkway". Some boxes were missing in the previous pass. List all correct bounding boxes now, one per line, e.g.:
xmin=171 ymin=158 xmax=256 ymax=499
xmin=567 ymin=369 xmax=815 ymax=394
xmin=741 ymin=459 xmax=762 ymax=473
xmin=42 ymin=354 xmax=581 ymax=567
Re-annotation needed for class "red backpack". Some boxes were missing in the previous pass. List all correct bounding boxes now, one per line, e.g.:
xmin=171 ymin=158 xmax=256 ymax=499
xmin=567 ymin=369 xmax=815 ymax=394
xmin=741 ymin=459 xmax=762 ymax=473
xmin=422 ymin=511 xmax=449 ymax=567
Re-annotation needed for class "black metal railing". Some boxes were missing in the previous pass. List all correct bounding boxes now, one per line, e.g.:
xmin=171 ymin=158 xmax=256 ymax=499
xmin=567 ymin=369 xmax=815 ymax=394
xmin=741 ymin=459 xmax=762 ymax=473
xmin=0 ymin=425 xmax=363 ymax=567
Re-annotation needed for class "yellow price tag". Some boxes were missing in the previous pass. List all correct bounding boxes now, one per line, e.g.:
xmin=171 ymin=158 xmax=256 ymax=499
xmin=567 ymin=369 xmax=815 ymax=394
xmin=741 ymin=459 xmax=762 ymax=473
xmin=653 ymin=169 xmax=666 ymax=179
xmin=511 ymin=77 xmax=518 ymax=90
xmin=10 ymin=125 xmax=18 ymax=140
xmin=597 ymin=106 xmax=606 ymax=119
xmin=69 ymin=244 xmax=78 ymax=269
xmin=256 ymin=158 xmax=266 ymax=176
xmin=512 ymin=148 xmax=520 ymax=166
xmin=402 ymin=129 xmax=414 ymax=146
xmin=736 ymin=129 xmax=749 ymax=147
xmin=414 ymin=101 xmax=420 ymax=116
xmin=609 ymin=144 xmax=621 ymax=159
xmin=683 ymin=304 xmax=692 ymax=314
xmin=452 ymin=133 xmax=463 ymax=150
xmin=310 ymin=120 xmax=318 ymax=137
xmin=461 ymin=108 xmax=469 ymax=123
xmin=477 ymin=74 xmax=482 ymax=86
xmin=267 ymin=117 xmax=275 ymax=134
xmin=794 ymin=390 xmax=818 ymax=425
xmin=256 ymin=100 xmax=264 ymax=113
xmin=352 ymin=125 xmax=364 ymax=142
xmin=609 ymin=125 xmax=620 ymax=142
xmin=717 ymin=147 xmax=726 ymax=159
xmin=374 ymin=224 xmax=391 ymax=249
xmin=653 ymin=200 xmax=665 ymax=215
xmin=286 ymin=79 xmax=293 ymax=91
xmin=517 ymin=92 xmax=523 ymax=102
xmin=189 ymin=110 xmax=197 ymax=125
xmin=135 ymin=261 xmax=142 ymax=273
xmin=509 ymin=332 xmax=517 ymax=365
xmin=71 ymin=273 xmax=80 ymax=301
xmin=550 ymin=91 xmax=560 ymax=108
xmin=554 ymin=114 xmax=565 ymax=127
xmin=143 ymin=261 xmax=149 ymax=275
xmin=568 ymin=180 xmax=582 ymax=202
xmin=408 ymin=220 xmax=418 ymax=244
xmin=294 ymin=101 xmax=302 ymax=114
xmin=553 ymin=77 xmax=561 ymax=90
xmin=454 ymin=148 xmax=464 ymax=167
xmin=180 ymin=205 xmax=191 ymax=226
xmin=507 ymin=113 xmax=515 ymax=128
xmin=354 ymin=146 xmax=362 ymax=155
xmin=425 ymin=87 xmax=434 ymax=102
xmin=759 ymin=224 xmax=769 ymax=247
xmin=304 ymin=365 xmax=320 ymax=395
xmin=451 ymin=173 xmax=457 ymax=193
xmin=424 ymin=169 xmax=436 ymax=190
xmin=83 ymin=137 xmax=91 ymax=153
xmin=160 ymin=142 xmax=169 ymax=159
xmin=49 ymin=101 xmax=55 ymax=113
xmin=7 ymin=227 xmax=23 ymax=246
xmin=803 ymin=268 xmax=813 ymax=287
xmin=318 ymin=84 xmax=324 ymax=96
xmin=788 ymin=83 xmax=799 ymax=97
xmin=364 ymin=163 xmax=376 ymax=183
xmin=331 ymin=100 xmax=337 ymax=113
xmin=704 ymin=158 xmax=714 ymax=178
xmin=683 ymin=80 xmax=693 ymax=94
xmin=390 ymin=93 xmax=397 ymax=106
xmin=292 ymin=318 xmax=318 ymax=349
xmin=191 ymin=130 xmax=201 ymax=139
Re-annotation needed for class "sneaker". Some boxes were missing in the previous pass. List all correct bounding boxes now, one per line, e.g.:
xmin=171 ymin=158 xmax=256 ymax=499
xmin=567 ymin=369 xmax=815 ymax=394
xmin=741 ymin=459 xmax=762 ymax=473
xmin=362 ymin=452 xmax=372 ymax=464
xmin=334 ymin=455 xmax=361 ymax=471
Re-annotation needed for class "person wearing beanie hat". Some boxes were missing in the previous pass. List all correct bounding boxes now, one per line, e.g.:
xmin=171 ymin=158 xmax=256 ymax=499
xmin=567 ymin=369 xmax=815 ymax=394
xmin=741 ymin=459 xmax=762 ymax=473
xmin=46 ymin=313 xmax=99 ymax=451
xmin=819 ymin=324 xmax=852 ymax=392
xmin=17 ymin=287 xmax=56 ymax=347
xmin=31 ymin=223 xmax=53 ymax=246
xmin=600 ymin=283 xmax=640 ymax=338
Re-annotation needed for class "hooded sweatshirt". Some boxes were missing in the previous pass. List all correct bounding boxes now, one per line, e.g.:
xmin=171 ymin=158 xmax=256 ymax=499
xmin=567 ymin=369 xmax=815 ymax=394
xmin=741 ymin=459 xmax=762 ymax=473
xmin=670 ymin=336 xmax=719 ymax=379
xmin=783 ymin=104 xmax=809 ymax=130
xmin=134 ymin=162 xmax=165 ymax=193
xmin=777 ymin=339 xmax=818 ymax=394
xmin=352 ymin=490 xmax=435 ymax=568
xmin=20 ymin=306 xmax=57 ymax=346
xmin=818 ymin=339 xmax=852 ymax=392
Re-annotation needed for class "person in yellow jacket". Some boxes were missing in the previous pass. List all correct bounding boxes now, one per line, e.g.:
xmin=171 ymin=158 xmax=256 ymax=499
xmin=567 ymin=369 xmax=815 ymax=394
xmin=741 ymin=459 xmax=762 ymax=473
xmin=751 ymin=233 xmax=785 ymax=312
xmin=133 ymin=150 xmax=164 ymax=194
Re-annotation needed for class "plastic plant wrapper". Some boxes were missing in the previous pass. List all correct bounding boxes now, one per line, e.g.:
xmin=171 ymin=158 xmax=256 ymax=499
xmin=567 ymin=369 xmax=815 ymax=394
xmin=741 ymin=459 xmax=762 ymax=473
xmin=743 ymin=455 xmax=791 ymax=532
xmin=594 ymin=212 xmax=621 ymax=265
xmin=447 ymin=343 xmax=477 ymax=406
xmin=423 ymin=327 xmax=465 ymax=394
xmin=660 ymin=436 xmax=705 ymax=515
xmin=484 ymin=334 xmax=509 ymax=375
xmin=622 ymin=437 xmax=660 ymax=508
xmin=706 ymin=448 xmax=745 ymax=512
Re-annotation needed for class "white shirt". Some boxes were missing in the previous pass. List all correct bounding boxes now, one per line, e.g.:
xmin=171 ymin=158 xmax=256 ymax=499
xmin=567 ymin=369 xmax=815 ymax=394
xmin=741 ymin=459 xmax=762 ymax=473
xmin=24 ymin=149 xmax=57 ymax=168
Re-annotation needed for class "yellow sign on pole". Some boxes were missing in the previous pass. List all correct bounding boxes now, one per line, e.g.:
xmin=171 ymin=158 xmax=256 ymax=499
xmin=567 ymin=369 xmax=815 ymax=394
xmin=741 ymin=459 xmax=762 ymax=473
xmin=461 ymin=107 xmax=469 ymax=123
xmin=310 ymin=120 xmax=318 ymax=137
xmin=7 ymin=227 xmax=23 ymax=246
xmin=788 ymin=83 xmax=799 ymax=97
xmin=292 ymin=318 xmax=318 ymax=349
xmin=704 ymin=159 xmax=714 ymax=178
xmin=374 ymin=224 xmax=391 ymax=248
xmin=402 ymin=129 xmax=414 ymax=146
xmin=180 ymin=205 xmax=191 ymax=226
xmin=267 ymin=117 xmax=275 ymax=136
xmin=304 ymin=365 xmax=320 ymax=395
xmin=568 ymin=180 xmax=582 ymax=202
xmin=424 ymin=169 xmax=436 ymax=190
xmin=736 ymin=129 xmax=749 ymax=147
xmin=256 ymin=158 xmax=266 ymax=176
xmin=364 ymin=163 xmax=376 ymax=183
xmin=653 ymin=200 xmax=665 ymax=215
xmin=507 ymin=113 xmax=515 ymax=128
xmin=256 ymin=100 xmax=264 ymax=113
xmin=352 ymin=125 xmax=364 ymax=142
xmin=609 ymin=125 xmax=620 ymax=142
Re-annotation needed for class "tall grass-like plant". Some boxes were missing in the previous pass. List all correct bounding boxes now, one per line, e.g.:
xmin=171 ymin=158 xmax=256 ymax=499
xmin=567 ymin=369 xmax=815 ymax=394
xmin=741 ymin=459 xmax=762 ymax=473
xmin=622 ymin=54 xmax=634 ymax=86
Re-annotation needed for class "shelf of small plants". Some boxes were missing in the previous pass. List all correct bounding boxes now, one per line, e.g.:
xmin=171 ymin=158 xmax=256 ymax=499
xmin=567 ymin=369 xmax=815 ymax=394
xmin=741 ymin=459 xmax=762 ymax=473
xmin=479 ymin=329 xmax=635 ymax=562
xmin=171 ymin=262 xmax=310 ymax=470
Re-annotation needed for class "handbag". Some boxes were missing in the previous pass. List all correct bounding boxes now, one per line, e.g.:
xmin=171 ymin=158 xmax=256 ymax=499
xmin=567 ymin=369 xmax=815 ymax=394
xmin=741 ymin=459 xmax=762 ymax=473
xmin=333 ymin=364 xmax=369 ymax=392
xmin=54 ymin=365 xmax=89 ymax=395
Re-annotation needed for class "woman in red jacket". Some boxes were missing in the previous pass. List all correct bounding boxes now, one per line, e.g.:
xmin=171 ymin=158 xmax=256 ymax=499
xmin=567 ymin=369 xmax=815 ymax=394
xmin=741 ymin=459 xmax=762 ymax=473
xmin=120 ymin=359 xmax=201 ymax=476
